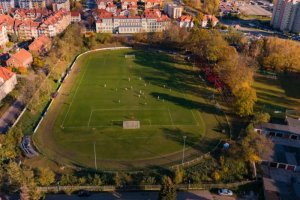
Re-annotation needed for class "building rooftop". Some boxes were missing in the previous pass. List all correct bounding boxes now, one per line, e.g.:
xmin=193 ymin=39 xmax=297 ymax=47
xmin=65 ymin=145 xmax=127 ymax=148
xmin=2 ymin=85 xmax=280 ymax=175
xmin=0 ymin=67 xmax=15 ymax=85
xmin=10 ymin=49 xmax=32 ymax=64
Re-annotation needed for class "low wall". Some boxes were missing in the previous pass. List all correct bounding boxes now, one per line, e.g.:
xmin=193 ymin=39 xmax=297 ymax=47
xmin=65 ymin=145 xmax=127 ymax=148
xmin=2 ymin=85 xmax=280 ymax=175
xmin=38 ymin=180 xmax=255 ymax=193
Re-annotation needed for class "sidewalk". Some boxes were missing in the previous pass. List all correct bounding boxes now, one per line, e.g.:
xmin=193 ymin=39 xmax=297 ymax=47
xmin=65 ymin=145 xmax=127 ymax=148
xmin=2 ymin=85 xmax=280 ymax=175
xmin=0 ymin=95 xmax=25 ymax=133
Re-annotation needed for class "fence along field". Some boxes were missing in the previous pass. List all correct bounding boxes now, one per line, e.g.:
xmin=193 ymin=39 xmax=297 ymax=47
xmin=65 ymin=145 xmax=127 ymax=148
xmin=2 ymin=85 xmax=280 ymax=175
xmin=34 ymin=48 xmax=227 ymax=170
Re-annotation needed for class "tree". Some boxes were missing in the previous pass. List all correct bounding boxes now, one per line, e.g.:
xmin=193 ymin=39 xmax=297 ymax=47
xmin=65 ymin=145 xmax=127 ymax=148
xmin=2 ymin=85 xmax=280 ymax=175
xmin=211 ymin=171 xmax=221 ymax=182
xmin=252 ymin=112 xmax=270 ymax=124
xmin=37 ymin=167 xmax=55 ymax=186
xmin=87 ymin=15 xmax=95 ymax=30
xmin=262 ymin=37 xmax=300 ymax=72
xmin=158 ymin=176 xmax=176 ymax=200
xmin=32 ymin=56 xmax=45 ymax=71
xmin=95 ymin=33 xmax=112 ymax=44
xmin=9 ymin=34 xmax=18 ymax=43
xmin=233 ymin=87 xmax=257 ymax=117
xmin=203 ymin=0 xmax=220 ymax=15
xmin=173 ymin=167 xmax=184 ymax=184
xmin=92 ymin=174 xmax=102 ymax=185
xmin=83 ymin=36 xmax=97 ymax=49
xmin=242 ymin=126 xmax=272 ymax=178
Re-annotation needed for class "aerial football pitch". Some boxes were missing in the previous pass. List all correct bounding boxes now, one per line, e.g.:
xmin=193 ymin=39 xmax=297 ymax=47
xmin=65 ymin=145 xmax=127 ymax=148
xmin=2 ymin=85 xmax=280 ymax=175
xmin=34 ymin=48 xmax=227 ymax=170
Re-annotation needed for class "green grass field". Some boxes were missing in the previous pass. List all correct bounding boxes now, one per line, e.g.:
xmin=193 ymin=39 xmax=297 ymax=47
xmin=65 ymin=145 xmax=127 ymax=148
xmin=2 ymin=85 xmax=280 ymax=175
xmin=34 ymin=49 xmax=227 ymax=170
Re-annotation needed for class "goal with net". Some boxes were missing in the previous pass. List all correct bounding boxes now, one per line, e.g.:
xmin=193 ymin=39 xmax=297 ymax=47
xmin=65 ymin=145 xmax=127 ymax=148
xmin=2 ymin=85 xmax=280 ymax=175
xmin=125 ymin=54 xmax=135 ymax=59
xmin=123 ymin=121 xmax=140 ymax=129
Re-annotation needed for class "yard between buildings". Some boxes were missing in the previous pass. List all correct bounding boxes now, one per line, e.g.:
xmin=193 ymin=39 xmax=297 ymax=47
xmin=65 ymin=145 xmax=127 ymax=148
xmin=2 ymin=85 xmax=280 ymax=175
xmin=254 ymin=72 xmax=300 ymax=120
xmin=33 ymin=49 xmax=228 ymax=170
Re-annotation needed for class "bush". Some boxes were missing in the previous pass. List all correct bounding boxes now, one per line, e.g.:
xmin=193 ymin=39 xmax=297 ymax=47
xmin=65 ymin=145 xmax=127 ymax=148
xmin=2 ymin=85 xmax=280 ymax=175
xmin=17 ymin=67 xmax=27 ymax=74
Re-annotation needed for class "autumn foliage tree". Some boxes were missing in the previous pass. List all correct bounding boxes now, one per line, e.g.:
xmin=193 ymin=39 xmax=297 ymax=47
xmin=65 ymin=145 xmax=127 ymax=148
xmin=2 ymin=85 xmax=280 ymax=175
xmin=187 ymin=29 xmax=257 ymax=116
xmin=158 ymin=176 xmax=177 ymax=200
xmin=261 ymin=37 xmax=300 ymax=72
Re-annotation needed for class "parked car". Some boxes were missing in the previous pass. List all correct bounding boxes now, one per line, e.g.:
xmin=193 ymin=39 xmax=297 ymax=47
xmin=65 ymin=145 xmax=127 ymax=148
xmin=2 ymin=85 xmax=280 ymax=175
xmin=218 ymin=189 xmax=233 ymax=196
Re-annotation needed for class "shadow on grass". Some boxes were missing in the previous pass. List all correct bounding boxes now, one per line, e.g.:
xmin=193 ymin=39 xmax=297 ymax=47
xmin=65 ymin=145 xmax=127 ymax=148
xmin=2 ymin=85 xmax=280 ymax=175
xmin=278 ymin=72 xmax=300 ymax=99
xmin=151 ymin=92 xmax=216 ymax=114
xmin=132 ymin=50 xmax=205 ymax=97
xmin=256 ymin=91 xmax=298 ymax=108
xmin=161 ymin=127 xmax=221 ymax=153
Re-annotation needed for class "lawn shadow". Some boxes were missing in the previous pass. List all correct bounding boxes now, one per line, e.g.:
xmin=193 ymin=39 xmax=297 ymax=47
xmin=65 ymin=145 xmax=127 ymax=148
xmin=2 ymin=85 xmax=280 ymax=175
xmin=278 ymin=72 xmax=300 ymax=99
xmin=151 ymin=92 xmax=216 ymax=113
xmin=132 ymin=50 xmax=205 ymax=96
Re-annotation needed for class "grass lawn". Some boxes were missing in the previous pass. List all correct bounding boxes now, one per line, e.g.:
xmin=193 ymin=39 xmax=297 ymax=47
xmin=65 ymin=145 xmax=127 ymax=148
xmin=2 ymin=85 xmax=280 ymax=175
xmin=253 ymin=73 xmax=300 ymax=120
xmin=33 ymin=49 xmax=227 ymax=170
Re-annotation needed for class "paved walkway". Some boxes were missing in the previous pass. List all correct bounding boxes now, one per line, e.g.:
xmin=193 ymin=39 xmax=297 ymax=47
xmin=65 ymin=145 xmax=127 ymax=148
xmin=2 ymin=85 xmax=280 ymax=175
xmin=46 ymin=190 xmax=215 ymax=200
xmin=0 ymin=95 xmax=24 ymax=133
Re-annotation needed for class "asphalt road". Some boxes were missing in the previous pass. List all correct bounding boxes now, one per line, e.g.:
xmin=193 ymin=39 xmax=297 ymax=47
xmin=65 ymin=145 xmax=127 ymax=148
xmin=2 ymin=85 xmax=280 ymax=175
xmin=45 ymin=190 xmax=222 ymax=200
xmin=0 ymin=95 xmax=24 ymax=133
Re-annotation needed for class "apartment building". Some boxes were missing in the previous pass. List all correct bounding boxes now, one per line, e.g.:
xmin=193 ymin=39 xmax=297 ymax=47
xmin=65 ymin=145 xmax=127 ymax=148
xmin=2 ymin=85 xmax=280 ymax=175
xmin=52 ymin=0 xmax=70 ymax=11
xmin=19 ymin=0 xmax=46 ymax=9
xmin=6 ymin=48 xmax=33 ymax=68
xmin=13 ymin=8 xmax=51 ymax=20
xmin=121 ymin=0 xmax=137 ymax=10
xmin=0 ymin=25 xmax=8 ymax=46
xmin=164 ymin=3 xmax=182 ymax=19
xmin=0 ymin=0 xmax=15 ymax=13
xmin=39 ymin=9 xmax=71 ymax=37
xmin=0 ymin=9 xmax=70 ymax=40
xmin=14 ymin=19 xmax=40 ymax=40
xmin=0 ymin=67 xmax=17 ymax=101
xmin=177 ymin=15 xmax=194 ymax=28
xmin=144 ymin=0 xmax=163 ymax=9
xmin=96 ymin=9 xmax=170 ymax=33
xmin=97 ymin=0 xmax=113 ymax=9
xmin=29 ymin=34 xmax=51 ymax=55
xmin=71 ymin=10 xmax=81 ymax=22
xmin=271 ymin=0 xmax=300 ymax=33
xmin=0 ymin=14 xmax=14 ymax=34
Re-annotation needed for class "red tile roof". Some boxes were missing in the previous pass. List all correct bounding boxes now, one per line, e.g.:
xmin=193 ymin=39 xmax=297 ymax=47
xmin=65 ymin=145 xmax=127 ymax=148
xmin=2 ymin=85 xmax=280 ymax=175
xmin=29 ymin=35 xmax=51 ymax=52
xmin=11 ymin=49 xmax=32 ymax=64
xmin=0 ymin=67 xmax=15 ymax=81
xmin=71 ymin=11 xmax=80 ymax=17
xmin=203 ymin=15 xmax=219 ymax=23
xmin=178 ymin=15 xmax=192 ymax=22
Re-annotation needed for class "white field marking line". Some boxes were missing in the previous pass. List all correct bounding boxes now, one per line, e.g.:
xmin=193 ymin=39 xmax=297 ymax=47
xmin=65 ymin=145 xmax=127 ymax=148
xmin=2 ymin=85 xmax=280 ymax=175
xmin=190 ymin=110 xmax=199 ymax=126
xmin=91 ymin=108 xmax=167 ymax=111
xmin=87 ymin=110 xmax=94 ymax=127
xmin=65 ymin=134 xmax=199 ymax=142
xmin=61 ymin=58 xmax=91 ymax=127
xmin=168 ymin=108 xmax=174 ymax=126
xmin=62 ymin=124 xmax=198 ymax=129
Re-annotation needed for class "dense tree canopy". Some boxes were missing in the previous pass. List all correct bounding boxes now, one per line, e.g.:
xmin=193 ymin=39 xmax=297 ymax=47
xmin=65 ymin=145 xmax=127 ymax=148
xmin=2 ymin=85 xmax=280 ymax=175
xmin=261 ymin=37 xmax=300 ymax=72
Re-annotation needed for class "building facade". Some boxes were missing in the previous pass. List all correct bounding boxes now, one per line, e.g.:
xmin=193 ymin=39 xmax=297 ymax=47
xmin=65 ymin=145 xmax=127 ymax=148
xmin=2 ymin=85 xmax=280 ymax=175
xmin=96 ymin=9 xmax=170 ymax=33
xmin=0 ymin=0 xmax=15 ymax=13
xmin=52 ymin=0 xmax=70 ymax=11
xmin=271 ymin=0 xmax=300 ymax=33
xmin=19 ymin=0 xmax=46 ymax=9
xmin=71 ymin=10 xmax=81 ymax=22
xmin=254 ymin=116 xmax=300 ymax=141
xmin=177 ymin=15 xmax=193 ymax=28
xmin=164 ymin=3 xmax=182 ymax=19
xmin=0 ymin=25 xmax=8 ymax=46
xmin=0 ymin=67 xmax=17 ymax=101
